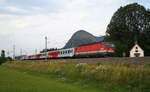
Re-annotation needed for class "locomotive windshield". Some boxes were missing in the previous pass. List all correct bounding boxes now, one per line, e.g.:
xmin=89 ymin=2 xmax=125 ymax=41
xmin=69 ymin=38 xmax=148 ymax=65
xmin=104 ymin=43 xmax=115 ymax=48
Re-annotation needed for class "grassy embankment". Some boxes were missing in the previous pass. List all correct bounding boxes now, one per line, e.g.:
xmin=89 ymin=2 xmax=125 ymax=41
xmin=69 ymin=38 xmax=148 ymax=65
xmin=1 ymin=61 xmax=150 ymax=92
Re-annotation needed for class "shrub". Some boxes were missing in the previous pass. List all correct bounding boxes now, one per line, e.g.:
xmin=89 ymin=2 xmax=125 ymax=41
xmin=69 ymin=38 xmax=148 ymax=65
xmin=0 ymin=57 xmax=6 ymax=65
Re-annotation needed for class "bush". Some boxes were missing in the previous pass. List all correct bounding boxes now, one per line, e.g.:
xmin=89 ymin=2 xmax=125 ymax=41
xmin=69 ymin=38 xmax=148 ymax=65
xmin=144 ymin=62 xmax=150 ymax=67
xmin=0 ymin=57 xmax=6 ymax=65
xmin=0 ymin=57 xmax=12 ymax=65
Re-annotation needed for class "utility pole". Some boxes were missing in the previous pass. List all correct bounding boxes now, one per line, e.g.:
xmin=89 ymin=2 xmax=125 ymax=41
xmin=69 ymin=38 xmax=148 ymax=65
xmin=20 ymin=48 xmax=22 ymax=56
xmin=7 ymin=50 xmax=10 ymax=57
xmin=45 ymin=36 xmax=48 ymax=61
xmin=35 ymin=49 xmax=37 ymax=55
xmin=13 ymin=45 xmax=15 ymax=60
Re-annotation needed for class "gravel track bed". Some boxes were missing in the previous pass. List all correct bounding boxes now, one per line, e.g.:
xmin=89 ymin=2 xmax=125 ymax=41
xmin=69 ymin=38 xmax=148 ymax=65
xmin=27 ymin=57 xmax=150 ymax=66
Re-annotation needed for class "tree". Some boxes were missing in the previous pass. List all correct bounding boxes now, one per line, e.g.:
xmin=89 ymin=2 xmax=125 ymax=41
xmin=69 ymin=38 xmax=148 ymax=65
xmin=40 ymin=48 xmax=60 ymax=53
xmin=1 ymin=50 xmax=5 ymax=59
xmin=105 ymin=3 xmax=150 ymax=56
xmin=0 ymin=50 xmax=6 ymax=64
xmin=139 ymin=27 xmax=150 ymax=56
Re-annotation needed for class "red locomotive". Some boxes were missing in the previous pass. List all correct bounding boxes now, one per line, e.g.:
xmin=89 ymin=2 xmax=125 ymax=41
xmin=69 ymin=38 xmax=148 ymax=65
xmin=75 ymin=42 xmax=115 ymax=57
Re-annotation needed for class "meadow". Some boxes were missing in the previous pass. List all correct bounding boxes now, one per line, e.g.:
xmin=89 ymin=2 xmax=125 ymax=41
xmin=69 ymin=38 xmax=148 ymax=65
xmin=1 ymin=61 xmax=150 ymax=92
xmin=0 ymin=66 xmax=103 ymax=92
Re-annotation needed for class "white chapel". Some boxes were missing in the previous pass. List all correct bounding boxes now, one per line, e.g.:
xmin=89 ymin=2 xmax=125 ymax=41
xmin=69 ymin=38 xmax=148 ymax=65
xmin=130 ymin=43 xmax=144 ymax=57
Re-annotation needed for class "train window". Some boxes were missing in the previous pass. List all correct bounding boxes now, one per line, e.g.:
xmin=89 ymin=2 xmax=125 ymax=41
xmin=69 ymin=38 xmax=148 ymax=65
xmin=105 ymin=43 xmax=115 ymax=48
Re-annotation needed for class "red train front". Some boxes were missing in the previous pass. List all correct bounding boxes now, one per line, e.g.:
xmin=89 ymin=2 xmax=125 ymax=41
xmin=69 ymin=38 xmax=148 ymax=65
xmin=75 ymin=42 xmax=116 ymax=57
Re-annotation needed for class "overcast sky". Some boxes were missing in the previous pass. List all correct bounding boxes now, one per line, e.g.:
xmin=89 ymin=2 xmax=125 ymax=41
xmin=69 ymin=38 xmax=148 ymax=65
xmin=0 ymin=0 xmax=149 ymax=56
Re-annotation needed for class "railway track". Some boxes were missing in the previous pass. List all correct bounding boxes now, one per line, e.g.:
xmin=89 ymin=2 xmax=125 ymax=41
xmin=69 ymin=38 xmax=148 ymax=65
xmin=26 ymin=57 xmax=150 ymax=66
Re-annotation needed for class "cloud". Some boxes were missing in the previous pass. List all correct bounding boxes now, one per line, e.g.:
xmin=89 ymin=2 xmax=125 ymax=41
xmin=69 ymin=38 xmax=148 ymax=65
xmin=0 ymin=9 xmax=106 ymax=54
xmin=0 ymin=14 xmax=50 ymax=35
xmin=5 ymin=6 xmax=28 ymax=13
xmin=0 ymin=0 xmax=5 ymax=4
xmin=31 ymin=7 xmax=46 ymax=11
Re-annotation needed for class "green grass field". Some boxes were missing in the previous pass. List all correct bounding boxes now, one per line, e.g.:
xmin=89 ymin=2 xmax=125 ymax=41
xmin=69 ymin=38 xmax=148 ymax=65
xmin=0 ymin=66 xmax=101 ymax=92
xmin=1 ymin=61 xmax=150 ymax=92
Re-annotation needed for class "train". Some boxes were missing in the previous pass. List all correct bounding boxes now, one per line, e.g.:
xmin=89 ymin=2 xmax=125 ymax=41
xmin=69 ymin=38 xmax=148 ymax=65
xmin=19 ymin=42 xmax=116 ymax=60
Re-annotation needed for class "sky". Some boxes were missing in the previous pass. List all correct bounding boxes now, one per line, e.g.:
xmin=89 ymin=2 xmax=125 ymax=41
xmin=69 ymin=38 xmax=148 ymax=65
xmin=0 ymin=0 xmax=149 ymax=56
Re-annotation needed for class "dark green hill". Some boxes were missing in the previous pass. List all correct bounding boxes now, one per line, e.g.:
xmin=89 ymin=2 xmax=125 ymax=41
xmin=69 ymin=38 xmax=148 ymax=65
xmin=64 ymin=30 xmax=104 ymax=48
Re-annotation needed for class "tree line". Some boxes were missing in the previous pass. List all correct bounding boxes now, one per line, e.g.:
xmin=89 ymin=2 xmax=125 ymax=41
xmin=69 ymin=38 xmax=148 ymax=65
xmin=0 ymin=50 xmax=12 ymax=65
xmin=40 ymin=48 xmax=61 ymax=53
